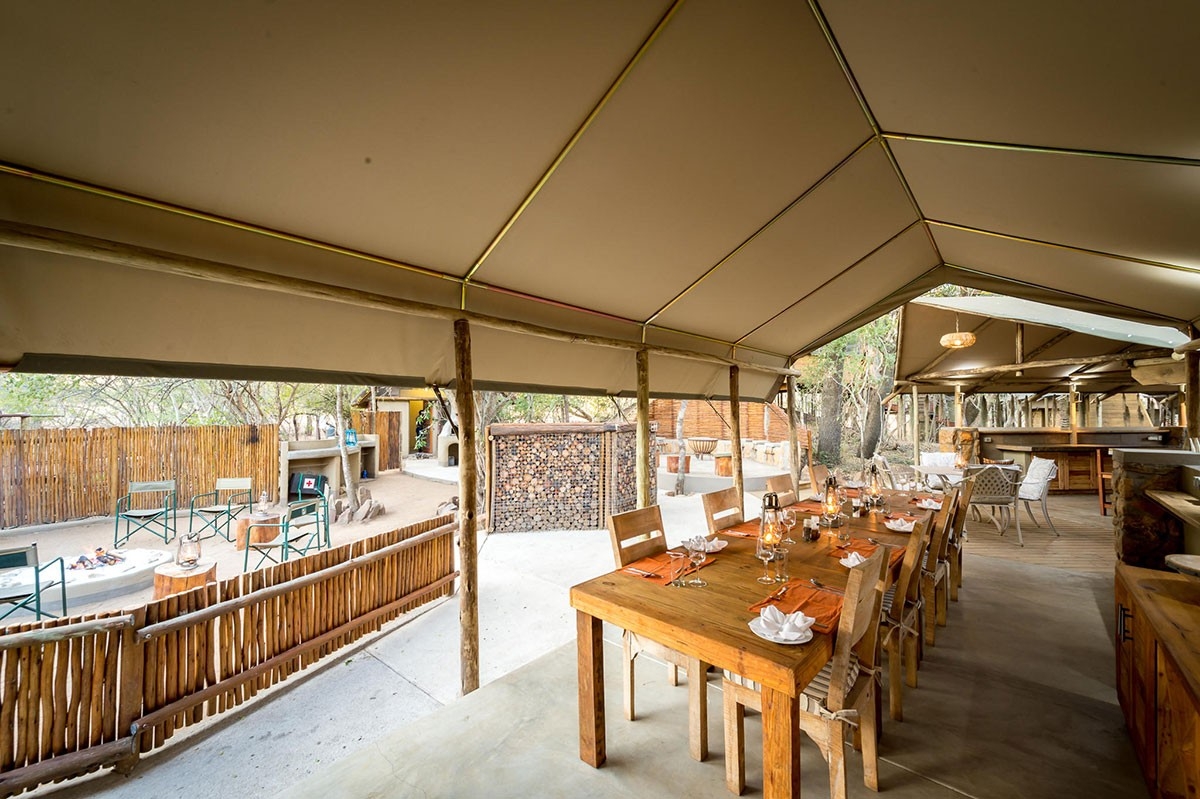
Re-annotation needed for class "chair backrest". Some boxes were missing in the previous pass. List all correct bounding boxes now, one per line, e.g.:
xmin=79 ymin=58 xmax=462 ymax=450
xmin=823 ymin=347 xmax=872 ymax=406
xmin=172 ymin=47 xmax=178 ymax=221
xmin=1018 ymin=457 xmax=1057 ymax=500
xmin=827 ymin=548 xmax=887 ymax=709
xmin=807 ymin=463 xmax=830 ymax=488
xmin=0 ymin=543 xmax=37 ymax=570
xmin=963 ymin=464 xmax=1019 ymax=503
xmin=765 ymin=474 xmax=793 ymax=495
xmin=890 ymin=516 xmax=933 ymax=618
xmin=130 ymin=480 xmax=175 ymax=494
xmin=920 ymin=451 xmax=957 ymax=469
xmin=947 ymin=477 xmax=976 ymax=549
xmin=215 ymin=477 xmax=253 ymax=492
xmin=701 ymin=487 xmax=744 ymax=534
xmin=870 ymin=455 xmax=895 ymax=489
xmin=929 ymin=484 xmax=962 ymax=562
xmin=607 ymin=505 xmax=669 ymax=568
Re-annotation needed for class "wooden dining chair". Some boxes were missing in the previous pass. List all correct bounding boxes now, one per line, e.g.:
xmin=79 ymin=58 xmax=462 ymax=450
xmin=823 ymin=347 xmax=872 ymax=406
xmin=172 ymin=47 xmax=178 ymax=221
xmin=723 ymin=548 xmax=888 ymax=797
xmin=764 ymin=474 xmax=797 ymax=507
xmin=607 ymin=506 xmax=709 ymax=760
xmin=946 ymin=476 xmax=977 ymax=602
xmin=921 ymin=484 xmax=961 ymax=646
xmin=880 ymin=515 xmax=933 ymax=721
xmin=701 ymin=487 xmax=745 ymax=535
xmin=808 ymin=462 xmax=831 ymax=490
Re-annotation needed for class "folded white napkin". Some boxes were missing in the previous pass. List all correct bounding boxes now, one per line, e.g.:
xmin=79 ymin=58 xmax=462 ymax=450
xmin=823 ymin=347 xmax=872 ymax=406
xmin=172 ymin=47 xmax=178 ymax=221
xmin=915 ymin=498 xmax=942 ymax=510
xmin=884 ymin=518 xmax=915 ymax=532
xmin=749 ymin=605 xmax=816 ymax=642
xmin=839 ymin=551 xmax=868 ymax=568
xmin=683 ymin=535 xmax=727 ymax=553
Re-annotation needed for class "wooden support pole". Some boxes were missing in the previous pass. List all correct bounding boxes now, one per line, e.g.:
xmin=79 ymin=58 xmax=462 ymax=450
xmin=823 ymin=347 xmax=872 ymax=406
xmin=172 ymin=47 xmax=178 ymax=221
xmin=911 ymin=386 xmax=920 ymax=460
xmin=636 ymin=349 xmax=651 ymax=508
xmin=1015 ymin=323 xmax=1025 ymax=377
xmin=787 ymin=376 xmax=801 ymax=493
xmin=729 ymin=366 xmax=744 ymax=505
xmin=454 ymin=319 xmax=480 ymax=696
xmin=1186 ymin=325 xmax=1200 ymax=440
xmin=953 ymin=384 xmax=963 ymax=427
xmin=1068 ymin=382 xmax=1079 ymax=444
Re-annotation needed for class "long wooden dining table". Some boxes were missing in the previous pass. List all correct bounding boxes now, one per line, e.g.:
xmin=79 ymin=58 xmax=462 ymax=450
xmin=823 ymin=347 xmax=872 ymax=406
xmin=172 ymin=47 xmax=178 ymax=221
xmin=569 ymin=494 xmax=935 ymax=799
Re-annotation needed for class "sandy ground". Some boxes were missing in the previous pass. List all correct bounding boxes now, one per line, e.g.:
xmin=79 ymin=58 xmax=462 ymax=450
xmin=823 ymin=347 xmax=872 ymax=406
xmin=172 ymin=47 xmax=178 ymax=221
xmin=0 ymin=468 xmax=459 ymax=618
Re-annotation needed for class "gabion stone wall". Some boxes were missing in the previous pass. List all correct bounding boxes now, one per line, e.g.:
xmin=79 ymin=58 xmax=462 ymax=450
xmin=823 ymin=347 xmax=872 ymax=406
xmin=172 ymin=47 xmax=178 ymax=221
xmin=487 ymin=422 xmax=657 ymax=532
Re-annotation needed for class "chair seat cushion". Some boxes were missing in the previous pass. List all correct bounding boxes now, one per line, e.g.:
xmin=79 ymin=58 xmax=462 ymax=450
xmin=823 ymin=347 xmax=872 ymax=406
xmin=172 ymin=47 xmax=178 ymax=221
xmin=196 ymin=504 xmax=228 ymax=514
xmin=122 ymin=508 xmax=167 ymax=518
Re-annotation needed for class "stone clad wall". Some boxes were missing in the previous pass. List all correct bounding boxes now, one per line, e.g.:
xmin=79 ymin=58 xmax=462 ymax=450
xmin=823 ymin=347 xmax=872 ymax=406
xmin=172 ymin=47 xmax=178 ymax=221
xmin=1114 ymin=449 xmax=1200 ymax=568
xmin=487 ymin=422 xmax=656 ymax=533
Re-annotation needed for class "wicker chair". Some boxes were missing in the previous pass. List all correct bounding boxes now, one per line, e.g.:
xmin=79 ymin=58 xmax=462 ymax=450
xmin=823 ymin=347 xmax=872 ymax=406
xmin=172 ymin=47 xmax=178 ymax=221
xmin=963 ymin=464 xmax=1024 ymax=545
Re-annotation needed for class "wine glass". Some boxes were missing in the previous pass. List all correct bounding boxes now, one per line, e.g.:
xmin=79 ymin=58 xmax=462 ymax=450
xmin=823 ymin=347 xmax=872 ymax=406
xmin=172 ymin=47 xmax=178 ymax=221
xmin=686 ymin=542 xmax=707 ymax=588
xmin=667 ymin=551 xmax=689 ymax=587
xmin=780 ymin=508 xmax=796 ymax=544
xmin=755 ymin=537 xmax=776 ymax=584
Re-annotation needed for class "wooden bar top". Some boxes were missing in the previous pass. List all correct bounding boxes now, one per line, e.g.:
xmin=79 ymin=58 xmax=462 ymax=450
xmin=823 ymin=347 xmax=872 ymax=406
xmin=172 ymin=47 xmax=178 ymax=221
xmin=1118 ymin=563 xmax=1200 ymax=706
xmin=995 ymin=443 xmax=1111 ymax=452
xmin=1146 ymin=489 xmax=1200 ymax=528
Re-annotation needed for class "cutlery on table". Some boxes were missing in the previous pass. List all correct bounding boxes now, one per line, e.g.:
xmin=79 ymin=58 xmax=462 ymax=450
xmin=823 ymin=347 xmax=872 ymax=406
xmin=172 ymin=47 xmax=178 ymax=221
xmin=767 ymin=584 xmax=794 ymax=602
xmin=809 ymin=577 xmax=844 ymax=595
xmin=624 ymin=567 xmax=657 ymax=578
xmin=867 ymin=537 xmax=899 ymax=548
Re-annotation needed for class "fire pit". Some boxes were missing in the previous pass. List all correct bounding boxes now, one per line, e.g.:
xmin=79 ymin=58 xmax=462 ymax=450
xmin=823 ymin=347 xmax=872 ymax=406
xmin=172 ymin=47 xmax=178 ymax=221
xmin=687 ymin=437 xmax=719 ymax=459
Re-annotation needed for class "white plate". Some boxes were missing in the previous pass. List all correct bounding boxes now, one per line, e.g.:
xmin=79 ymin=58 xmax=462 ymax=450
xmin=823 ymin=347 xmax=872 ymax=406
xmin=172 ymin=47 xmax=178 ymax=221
xmin=748 ymin=619 xmax=813 ymax=645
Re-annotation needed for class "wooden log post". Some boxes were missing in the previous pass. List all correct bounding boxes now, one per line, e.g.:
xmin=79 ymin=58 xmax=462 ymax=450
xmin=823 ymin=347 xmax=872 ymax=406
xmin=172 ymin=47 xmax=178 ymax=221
xmin=953 ymin=384 xmax=963 ymax=428
xmin=114 ymin=606 xmax=147 ymax=774
xmin=636 ymin=349 xmax=651 ymax=509
xmin=787 ymin=376 xmax=801 ymax=493
xmin=454 ymin=319 xmax=479 ymax=696
xmin=1187 ymin=325 xmax=1199 ymax=440
xmin=1069 ymin=382 xmax=1080 ymax=445
xmin=911 ymin=386 xmax=920 ymax=461
xmin=729 ymin=367 xmax=744 ymax=504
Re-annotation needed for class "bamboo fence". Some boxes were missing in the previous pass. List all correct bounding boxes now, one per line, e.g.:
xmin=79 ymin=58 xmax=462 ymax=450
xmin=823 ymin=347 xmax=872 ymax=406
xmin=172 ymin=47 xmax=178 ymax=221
xmin=0 ymin=513 xmax=456 ymax=796
xmin=0 ymin=425 xmax=279 ymax=529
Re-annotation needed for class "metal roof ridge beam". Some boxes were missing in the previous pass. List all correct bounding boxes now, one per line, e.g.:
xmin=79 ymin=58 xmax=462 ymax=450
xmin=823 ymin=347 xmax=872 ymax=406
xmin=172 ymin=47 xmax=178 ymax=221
xmin=881 ymin=132 xmax=1200 ymax=169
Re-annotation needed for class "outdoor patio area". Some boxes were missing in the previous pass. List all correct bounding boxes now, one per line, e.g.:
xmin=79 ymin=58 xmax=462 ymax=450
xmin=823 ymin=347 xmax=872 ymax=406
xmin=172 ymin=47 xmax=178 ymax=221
xmin=28 ymin=491 xmax=1136 ymax=799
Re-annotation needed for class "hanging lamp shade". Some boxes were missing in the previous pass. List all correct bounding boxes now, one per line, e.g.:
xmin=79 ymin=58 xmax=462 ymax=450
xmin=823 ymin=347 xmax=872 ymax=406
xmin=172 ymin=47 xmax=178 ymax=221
xmin=940 ymin=314 xmax=977 ymax=349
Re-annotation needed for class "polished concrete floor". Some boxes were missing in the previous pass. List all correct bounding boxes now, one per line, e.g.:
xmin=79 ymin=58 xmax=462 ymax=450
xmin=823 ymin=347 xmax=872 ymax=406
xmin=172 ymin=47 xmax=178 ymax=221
xmin=33 ymin=492 xmax=1145 ymax=798
xmin=273 ymin=553 xmax=1144 ymax=799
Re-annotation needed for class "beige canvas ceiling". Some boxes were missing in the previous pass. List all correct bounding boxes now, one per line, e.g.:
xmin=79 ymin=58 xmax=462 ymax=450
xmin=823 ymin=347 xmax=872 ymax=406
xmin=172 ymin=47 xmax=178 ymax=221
xmin=897 ymin=297 xmax=1188 ymax=397
xmin=1 ymin=1 xmax=1198 ymax=401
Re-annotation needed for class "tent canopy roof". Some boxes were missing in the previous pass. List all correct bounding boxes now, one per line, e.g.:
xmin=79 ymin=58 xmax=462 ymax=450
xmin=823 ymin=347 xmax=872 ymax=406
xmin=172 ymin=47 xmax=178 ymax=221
xmin=2 ymin=1 xmax=1198 ymax=400
xmin=897 ymin=297 xmax=1186 ymax=396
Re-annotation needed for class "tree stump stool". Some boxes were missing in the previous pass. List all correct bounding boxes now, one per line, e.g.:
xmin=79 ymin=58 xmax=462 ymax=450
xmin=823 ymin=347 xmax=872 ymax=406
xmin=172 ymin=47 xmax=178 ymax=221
xmin=714 ymin=454 xmax=733 ymax=477
xmin=234 ymin=513 xmax=282 ymax=550
xmin=153 ymin=559 xmax=217 ymax=599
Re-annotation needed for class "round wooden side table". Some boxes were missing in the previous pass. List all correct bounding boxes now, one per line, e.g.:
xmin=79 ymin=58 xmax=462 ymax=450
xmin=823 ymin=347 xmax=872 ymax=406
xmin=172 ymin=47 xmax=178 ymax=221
xmin=153 ymin=558 xmax=217 ymax=599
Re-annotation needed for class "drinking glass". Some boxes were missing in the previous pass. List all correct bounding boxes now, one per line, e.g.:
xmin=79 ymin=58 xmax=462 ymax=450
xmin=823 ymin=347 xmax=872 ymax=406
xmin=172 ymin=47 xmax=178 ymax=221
xmin=687 ymin=543 xmax=707 ymax=588
xmin=755 ymin=538 xmax=776 ymax=584
xmin=780 ymin=509 xmax=796 ymax=545
xmin=773 ymin=546 xmax=789 ymax=582
xmin=667 ymin=551 xmax=689 ymax=587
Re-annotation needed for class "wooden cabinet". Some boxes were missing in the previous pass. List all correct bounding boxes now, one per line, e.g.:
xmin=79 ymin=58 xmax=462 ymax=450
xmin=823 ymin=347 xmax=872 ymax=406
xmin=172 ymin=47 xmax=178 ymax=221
xmin=1116 ymin=564 xmax=1200 ymax=797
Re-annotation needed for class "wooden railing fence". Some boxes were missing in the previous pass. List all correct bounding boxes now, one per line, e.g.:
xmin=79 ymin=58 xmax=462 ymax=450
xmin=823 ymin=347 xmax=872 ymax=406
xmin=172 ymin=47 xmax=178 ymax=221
xmin=0 ymin=425 xmax=279 ymax=529
xmin=0 ymin=514 xmax=457 ymax=796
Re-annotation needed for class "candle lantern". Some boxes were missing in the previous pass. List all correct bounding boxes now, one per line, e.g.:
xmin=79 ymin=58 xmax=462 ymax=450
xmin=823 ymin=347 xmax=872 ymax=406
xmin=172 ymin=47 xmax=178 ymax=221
xmin=866 ymin=463 xmax=884 ymax=507
xmin=821 ymin=475 xmax=843 ymax=527
xmin=760 ymin=492 xmax=783 ymax=546
xmin=176 ymin=532 xmax=201 ymax=569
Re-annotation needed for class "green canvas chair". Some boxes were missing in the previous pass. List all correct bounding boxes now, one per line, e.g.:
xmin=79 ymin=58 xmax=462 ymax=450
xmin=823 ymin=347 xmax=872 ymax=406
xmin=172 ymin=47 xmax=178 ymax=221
xmin=190 ymin=477 xmax=253 ymax=541
xmin=0 ymin=543 xmax=67 ymax=622
xmin=243 ymin=490 xmax=330 ymax=571
xmin=114 ymin=480 xmax=177 ymax=547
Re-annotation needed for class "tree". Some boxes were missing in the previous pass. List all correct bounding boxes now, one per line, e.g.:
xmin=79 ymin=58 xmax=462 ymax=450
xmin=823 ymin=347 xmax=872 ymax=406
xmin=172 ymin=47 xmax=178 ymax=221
xmin=334 ymin=386 xmax=360 ymax=514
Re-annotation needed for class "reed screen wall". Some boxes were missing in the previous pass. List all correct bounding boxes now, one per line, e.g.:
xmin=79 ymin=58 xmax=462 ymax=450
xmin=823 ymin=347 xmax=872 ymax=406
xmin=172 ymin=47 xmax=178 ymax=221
xmin=0 ymin=425 xmax=279 ymax=529
xmin=0 ymin=514 xmax=456 ymax=797
xmin=650 ymin=399 xmax=790 ymax=442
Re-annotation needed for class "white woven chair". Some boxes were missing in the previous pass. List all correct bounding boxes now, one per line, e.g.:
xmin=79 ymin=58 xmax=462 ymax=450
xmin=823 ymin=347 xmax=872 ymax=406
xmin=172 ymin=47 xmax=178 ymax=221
xmin=1018 ymin=456 xmax=1059 ymax=536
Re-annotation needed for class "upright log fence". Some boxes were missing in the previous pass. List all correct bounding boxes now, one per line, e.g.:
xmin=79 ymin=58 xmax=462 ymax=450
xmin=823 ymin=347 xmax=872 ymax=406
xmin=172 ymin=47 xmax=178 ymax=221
xmin=0 ymin=514 xmax=457 ymax=797
xmin=0 ymin=425 xmax=279 ymax=529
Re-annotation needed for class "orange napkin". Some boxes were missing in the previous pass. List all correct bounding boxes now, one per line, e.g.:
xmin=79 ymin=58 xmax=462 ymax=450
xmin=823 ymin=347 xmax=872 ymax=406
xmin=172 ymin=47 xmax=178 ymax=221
xmin=622 ymin=551 xmax=714 ymax=586
xmin=790 ymin=501 xmax=825 ymax=515
xmin=842 ymin=487 xmax=861 ymax=498
xmin=721 ymin=519 xmax=762 ymax=538
xmin=830 ymin=539 xmax=904 ymax=569
xmin=748 ymin=583 xmax=842 ymax=635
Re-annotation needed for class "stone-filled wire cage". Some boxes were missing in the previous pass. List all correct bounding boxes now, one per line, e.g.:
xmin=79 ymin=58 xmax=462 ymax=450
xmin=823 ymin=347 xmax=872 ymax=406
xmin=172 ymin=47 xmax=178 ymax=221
xmin=486 ymin=422 xmax=657 ymax=533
